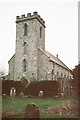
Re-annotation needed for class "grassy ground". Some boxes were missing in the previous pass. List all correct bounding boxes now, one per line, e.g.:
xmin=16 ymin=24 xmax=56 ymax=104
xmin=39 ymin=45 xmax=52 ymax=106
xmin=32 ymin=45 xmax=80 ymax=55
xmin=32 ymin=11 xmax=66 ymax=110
xmin=2 ymin=96 xmax=78 ymax=118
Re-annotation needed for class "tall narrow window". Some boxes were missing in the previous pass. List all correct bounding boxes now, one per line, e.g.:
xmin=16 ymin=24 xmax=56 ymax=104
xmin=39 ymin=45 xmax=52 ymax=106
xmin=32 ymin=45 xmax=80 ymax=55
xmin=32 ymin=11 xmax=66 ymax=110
xmin=64 ymin=74 xmax=66 ymax=78
xmin=23 ymin=42 xmax=26 ymax=54
xmin=23 ymin=59 xmax=27 ymax=72
xmin=40 ymin=26 xmax=42 ymax=38
xmin=57 ymin=71 xmax=59 ymax=77
xmin=24 ymin=23 xmax=27 ymax=35
xmin=61 ymin=73 xmax=63 ymax=77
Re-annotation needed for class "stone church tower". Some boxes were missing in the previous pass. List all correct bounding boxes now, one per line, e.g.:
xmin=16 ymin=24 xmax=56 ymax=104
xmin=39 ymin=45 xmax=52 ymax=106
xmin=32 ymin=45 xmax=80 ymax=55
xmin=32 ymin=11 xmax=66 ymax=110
xmin=9 ymin=12 xmax=45 ymax=81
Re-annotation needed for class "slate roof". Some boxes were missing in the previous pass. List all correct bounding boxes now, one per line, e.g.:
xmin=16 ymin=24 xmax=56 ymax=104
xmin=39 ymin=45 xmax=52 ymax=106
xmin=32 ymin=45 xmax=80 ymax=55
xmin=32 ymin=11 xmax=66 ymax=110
xmin=38 ymin=48 xmax=70 ymax=71
xmin=45 ymin=50 xmax=70 ymax=70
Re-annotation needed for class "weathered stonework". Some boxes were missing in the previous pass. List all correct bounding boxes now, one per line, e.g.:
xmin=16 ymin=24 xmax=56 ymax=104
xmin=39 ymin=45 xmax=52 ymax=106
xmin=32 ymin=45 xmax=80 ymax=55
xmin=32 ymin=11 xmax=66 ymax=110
xmin=8 ymin=11 xmax=71 ymax=83
xmin=8 ymin=54 xmax=15 ymax=80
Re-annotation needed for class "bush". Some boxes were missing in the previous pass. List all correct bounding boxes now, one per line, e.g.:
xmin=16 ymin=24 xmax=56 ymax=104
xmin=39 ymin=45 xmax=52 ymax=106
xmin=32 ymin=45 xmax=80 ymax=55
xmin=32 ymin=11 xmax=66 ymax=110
xmin=2 ymin=80 xmax=61 ymax=97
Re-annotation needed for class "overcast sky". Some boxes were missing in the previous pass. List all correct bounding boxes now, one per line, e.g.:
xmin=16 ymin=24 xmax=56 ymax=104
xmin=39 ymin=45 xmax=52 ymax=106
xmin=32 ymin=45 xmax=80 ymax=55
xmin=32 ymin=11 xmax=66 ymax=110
xmin=0 ymin=0 xmax=78 ymax=74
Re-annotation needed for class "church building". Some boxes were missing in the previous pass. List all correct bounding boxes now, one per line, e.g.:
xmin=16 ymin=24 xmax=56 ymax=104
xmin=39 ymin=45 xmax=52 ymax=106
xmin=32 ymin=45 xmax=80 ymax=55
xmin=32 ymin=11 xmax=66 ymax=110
xmin=8 ymin=11 xmax=71 ymax=82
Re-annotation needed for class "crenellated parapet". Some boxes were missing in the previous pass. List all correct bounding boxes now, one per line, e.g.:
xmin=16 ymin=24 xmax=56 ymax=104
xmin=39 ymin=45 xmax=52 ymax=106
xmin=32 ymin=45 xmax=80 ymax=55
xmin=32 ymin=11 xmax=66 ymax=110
xmin=16 ymin=11 xmax=45 ymax=27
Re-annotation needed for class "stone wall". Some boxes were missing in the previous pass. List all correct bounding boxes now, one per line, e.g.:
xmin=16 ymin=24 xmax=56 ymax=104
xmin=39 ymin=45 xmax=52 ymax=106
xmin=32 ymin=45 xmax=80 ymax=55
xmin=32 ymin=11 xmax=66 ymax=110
xmin=54 ymin=63 xmax=70 ymax=79
xmin=38 ymin=49 xmax=53 ymax=81
xmin=38 ymin=49 xmax=71 ymax=81
xmin=8 ymin=54 xmax=15 ymax=80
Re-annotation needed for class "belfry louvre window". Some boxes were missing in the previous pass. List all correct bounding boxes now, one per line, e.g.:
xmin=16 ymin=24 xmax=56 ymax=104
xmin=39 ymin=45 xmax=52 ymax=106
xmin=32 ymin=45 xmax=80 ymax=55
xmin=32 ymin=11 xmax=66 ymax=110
xmin=40 ymin=26 xmax=42 ymax=38
xmin=23 ymin=59 xmax=27 ymax=72
xmin=24 ymin=23 xmax=27 ymax=35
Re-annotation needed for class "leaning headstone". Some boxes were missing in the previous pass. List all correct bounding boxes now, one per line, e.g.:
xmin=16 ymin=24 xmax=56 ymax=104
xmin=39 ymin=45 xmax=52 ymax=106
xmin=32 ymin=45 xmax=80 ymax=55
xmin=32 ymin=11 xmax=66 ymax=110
xmin=10 ymin=87 xmax=16 ymax=98
xmin=38 ymin=90 xmax=43 ymax=98
xmin=25 ymin=103 xmax=39 ymax=119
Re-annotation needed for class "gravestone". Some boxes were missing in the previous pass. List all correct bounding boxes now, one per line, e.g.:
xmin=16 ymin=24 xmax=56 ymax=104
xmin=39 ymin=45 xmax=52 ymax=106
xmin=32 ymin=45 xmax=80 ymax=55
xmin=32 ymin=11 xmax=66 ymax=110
xmin=18 ymin=91 xmax=24 ymax=98
xmin=10 ymin=87 xmax=16 ymax=98
xmin=38 ymin=90 xmax=43 ymax=98
xmin=25 ymin=103 xmax=39 ymax=119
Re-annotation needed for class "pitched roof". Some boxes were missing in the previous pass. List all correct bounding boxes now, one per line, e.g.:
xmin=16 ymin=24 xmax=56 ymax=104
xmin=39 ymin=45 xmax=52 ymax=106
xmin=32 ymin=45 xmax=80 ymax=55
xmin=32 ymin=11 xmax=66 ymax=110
xmin=38 ymin=48 xmax=70 ymax=71
xmin=45 ymin=50 xmax=70 ymax=70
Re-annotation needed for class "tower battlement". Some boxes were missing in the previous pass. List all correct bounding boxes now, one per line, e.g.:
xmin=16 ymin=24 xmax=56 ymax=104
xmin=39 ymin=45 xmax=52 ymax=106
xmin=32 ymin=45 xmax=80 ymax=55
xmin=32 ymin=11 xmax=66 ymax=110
xmin=16 ymin=11 xmax=45 ymax=27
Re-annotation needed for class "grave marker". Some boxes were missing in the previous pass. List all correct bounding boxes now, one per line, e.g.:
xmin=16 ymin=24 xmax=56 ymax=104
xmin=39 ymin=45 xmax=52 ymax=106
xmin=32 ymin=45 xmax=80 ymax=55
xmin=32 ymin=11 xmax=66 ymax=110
xmin=25 ymin=103 xmax=39 ymax=119
xmin=10 ymin=87 xmax=16 ymax=98
xmin=38 ymin=90 xmax=43 ymax=98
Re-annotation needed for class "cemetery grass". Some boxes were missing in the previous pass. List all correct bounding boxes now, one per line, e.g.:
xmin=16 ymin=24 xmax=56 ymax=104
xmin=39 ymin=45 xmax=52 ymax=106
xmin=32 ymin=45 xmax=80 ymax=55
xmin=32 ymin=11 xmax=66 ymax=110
xmin=2 ymin=96 xmax=78 ymax=118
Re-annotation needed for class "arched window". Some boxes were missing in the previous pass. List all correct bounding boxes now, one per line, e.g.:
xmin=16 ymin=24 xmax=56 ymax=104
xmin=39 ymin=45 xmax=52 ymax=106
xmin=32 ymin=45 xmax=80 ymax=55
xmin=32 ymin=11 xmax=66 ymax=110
xmin=40 ymin=26 xmax=42 ymax=38
xmin=24 ymin=23 xmax=27 ymax=35
xmin=23 ymin=59 xmax=27 ymax=72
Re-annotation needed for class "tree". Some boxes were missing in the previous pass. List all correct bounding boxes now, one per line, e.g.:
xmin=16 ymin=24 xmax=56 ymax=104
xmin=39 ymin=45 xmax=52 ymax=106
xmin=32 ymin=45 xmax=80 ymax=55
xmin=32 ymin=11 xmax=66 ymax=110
xmin=71 ymin=64 xmax=80 ymax=96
